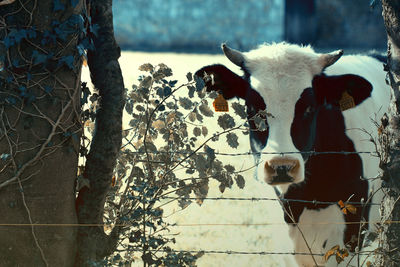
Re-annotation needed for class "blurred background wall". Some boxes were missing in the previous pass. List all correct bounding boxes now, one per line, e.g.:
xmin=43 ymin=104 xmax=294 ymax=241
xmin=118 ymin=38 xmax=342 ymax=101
xmin=113 ymin=0 xmax=387 ymax=52
xmin=113 ymin=0 xmax=284 ymax=52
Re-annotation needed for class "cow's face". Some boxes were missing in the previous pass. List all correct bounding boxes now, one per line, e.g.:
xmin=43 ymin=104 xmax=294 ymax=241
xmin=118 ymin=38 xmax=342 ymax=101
xmin=195 ymin=43 xmax=372 ymax=193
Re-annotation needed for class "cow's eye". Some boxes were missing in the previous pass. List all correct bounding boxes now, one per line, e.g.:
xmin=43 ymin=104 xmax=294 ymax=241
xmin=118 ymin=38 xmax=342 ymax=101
xmin=304 ymin=106 xmax=314 ymax=116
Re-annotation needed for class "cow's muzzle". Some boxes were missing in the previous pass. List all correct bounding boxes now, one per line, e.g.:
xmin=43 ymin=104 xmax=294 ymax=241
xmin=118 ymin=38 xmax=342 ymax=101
xmin=264 ymin=157 xmax=300 ymax=185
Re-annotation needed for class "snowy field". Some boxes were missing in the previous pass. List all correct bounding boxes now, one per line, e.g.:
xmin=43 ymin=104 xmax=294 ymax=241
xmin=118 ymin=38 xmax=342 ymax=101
xmin=82 ymin=51 xmax=295 ymax=267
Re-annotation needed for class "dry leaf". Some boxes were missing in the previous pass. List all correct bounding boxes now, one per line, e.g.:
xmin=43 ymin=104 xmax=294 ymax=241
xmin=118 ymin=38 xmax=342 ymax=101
xmin=134 ymin=140 xmax=143 ymax=147
xmin=189 ymin=112 xmax=196 ymax=122
xmin=103 ymin=224 xmax=113 ymax=233
xmin=337 ymin=248 xmax=349 ymax=260
xmin=345 ymin=204 xmax=357 ymax=214
xmin=201 ymin=126 xmax=208 ymax=137
xmin=336 ymin=248 xmax=349 ymax=264
xmin=324 ymin=245 xmax=339 ymax=262
xmin=338 ymin=200 xmax=357 ymax=215
xmin=167 ymin=112 xmax=175 ymax=124
xmin=82 ymin=56 xmax=88 ymax=67
xmin=378 ymin=125 xmax=383 ymax=135
xmin=325 ymin=245 xmax=349 ymax=264
xmin=152 ymin=120 xmax=166 ymax=130
xmin=336 ymin=254 xmax=344 ymax=264
xmin=196 ymin=198 xmax=204 ymax=205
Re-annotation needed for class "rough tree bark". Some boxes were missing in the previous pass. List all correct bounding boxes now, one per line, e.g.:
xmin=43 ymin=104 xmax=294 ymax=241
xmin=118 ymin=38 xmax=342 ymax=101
xmin=74 ymin=0 xmax=125 ymax=265
xmin=0 ymin=0 xmax=125 ymax=266
xmin=376 ymin=0 xmax=400 ymax=266
xmin=0 ymin=1 xmax=84 ymax=266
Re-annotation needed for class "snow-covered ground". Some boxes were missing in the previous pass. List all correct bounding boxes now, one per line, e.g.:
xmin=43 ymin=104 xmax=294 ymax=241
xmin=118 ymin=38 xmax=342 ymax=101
xmin=82 ymin=51 xmax=295 ymax=267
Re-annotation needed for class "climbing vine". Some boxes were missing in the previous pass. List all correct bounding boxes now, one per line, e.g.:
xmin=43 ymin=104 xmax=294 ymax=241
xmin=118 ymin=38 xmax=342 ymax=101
xmin=0 ymin=0 xmax=87 ymax=265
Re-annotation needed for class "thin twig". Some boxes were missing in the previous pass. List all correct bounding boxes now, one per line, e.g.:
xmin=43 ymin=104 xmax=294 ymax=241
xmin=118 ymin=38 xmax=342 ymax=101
xmin=0 ymin=94 xmax=75 ymax=189
xmin=278 ymin=198 xmax=320 ymax=267
xmin=17 ymin=177 xmax=49 ymax=266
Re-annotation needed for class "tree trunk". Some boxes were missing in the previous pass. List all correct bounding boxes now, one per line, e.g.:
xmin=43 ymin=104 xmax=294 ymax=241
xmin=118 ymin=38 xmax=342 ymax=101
xmin=1 ymin=0 xmax=125 ymax=265
xmin=376 ymin=0 xmax=400 ymax=266
xmin=75 ymin=0 xmax=125 ymax=265
xmin=0 ymin=1 xmax=84 ymax=266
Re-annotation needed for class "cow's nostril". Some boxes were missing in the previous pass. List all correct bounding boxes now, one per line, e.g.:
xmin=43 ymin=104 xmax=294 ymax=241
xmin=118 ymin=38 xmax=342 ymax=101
xmin=276 ymin=165 xmax=290 ymax=176
xmin=264 ymin=157 xmax=301 ymax=185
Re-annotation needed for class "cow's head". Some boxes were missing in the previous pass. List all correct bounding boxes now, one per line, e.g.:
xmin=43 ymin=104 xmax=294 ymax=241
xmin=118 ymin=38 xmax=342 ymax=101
xmin=195 ymin=43 xmax=372 ymax=193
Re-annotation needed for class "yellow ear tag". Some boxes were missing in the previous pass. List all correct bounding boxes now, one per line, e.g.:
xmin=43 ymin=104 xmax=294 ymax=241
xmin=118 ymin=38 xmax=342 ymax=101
xmin=213 ymin=94 xmax=229 ymax=112
xmin=339 ymin=91 xmax=355 ymax=111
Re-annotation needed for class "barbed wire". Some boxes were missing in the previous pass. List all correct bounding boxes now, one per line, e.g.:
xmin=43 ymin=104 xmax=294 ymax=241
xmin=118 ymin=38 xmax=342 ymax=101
xmin=125 ymin=150 xmax=377 ymax=156
xmin=172 ymin=221 xmax=378 ymax=227
xmin=0 ymin=219 xmax=397 ymax=228
xmin=135 ymin=248 xmax=325 ymax=256
xmin=160 ymin=196 xmax=381 ymax=206
xmin=127 ymin=248 xmax=382 ymax=257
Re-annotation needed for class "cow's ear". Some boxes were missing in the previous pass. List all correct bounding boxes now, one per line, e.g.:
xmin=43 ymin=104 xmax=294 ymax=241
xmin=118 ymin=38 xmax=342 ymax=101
xmin=195 ymin=64 xmax=248 ymax=100
xmin=313 ymin=74 xmax=372 ymax=108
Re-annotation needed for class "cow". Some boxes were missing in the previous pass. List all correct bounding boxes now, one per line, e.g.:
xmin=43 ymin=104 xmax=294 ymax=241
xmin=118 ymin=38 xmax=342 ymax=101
xmin=195 ymin=43 xmax=391 ymax=266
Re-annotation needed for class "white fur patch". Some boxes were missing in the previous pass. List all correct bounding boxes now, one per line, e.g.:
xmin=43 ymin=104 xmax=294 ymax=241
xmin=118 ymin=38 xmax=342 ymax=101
xmin=289 ymin=205 xmax=345 ymax=267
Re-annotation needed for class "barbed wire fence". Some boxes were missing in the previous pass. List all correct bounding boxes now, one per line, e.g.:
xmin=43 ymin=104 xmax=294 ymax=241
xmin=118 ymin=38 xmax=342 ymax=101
xmin=113 ymin=145 xmax=387 ymax=264
xmin=0 ymin=149 xmax=388 ymax=266
xmin=0 ymin=45 xmax=388 ymax=265
xmin=0 ymin=143 xmax=387 ymax=260
xmin=99 ymin=61 xmax=393 ymax=264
